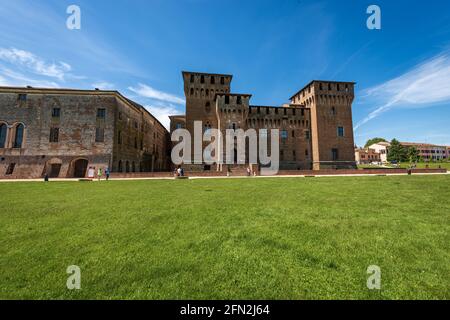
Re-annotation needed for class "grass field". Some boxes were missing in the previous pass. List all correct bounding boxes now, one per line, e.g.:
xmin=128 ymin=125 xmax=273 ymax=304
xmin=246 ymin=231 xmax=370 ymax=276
xmin=1 ymin=175 xmax=449 ymax=300
xmin=358 ymin=162 xmax=450 ymax=170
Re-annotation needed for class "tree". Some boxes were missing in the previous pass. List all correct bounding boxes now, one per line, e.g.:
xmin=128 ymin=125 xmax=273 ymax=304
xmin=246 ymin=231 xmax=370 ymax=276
xmin=387 ymin=139 xmax=407 ymax=163
xmin=365 ymin=137 xmax=387 ymax=148
xmin=407 ymin=146 xmax=419 ymax=164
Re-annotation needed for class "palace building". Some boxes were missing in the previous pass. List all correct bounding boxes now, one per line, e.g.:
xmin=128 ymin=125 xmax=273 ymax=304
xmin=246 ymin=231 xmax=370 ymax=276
xmin=0 ymin=71 xmax=358 ymax=179
xmin=170 ymin=71 xmax=357 ymax=171
xmin=0 ymin=87 xmax=170 ymax=179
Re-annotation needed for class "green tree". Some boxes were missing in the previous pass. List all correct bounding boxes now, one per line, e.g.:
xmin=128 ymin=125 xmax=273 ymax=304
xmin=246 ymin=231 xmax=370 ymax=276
xmin=407 ymin=146 xmax=419 ymax=164
xmin=365 ymin=137 xmax=387 ymax=148
xmin=387 ymin=139 xmax=407 ymax=163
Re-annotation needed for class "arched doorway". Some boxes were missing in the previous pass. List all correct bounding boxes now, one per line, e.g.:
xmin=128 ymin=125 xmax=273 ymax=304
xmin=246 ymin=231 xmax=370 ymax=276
xmin=44 ymin=158 xmax=63 ymax=178
xmin=73 ymin=159 xmax=88 ymax=178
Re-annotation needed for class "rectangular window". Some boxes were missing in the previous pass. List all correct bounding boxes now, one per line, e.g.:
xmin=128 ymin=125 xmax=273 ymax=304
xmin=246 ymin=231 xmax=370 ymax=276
xmin=332 ymin=148 xmax=339 ymax=161
xmin=305 ymin=130 xmax=310 ymax=140
xmin=281 ymin=130 xmax=288 ymax=141
xmin=301 ymin=109 xmax=305 ymax=116
xmin=52 ymin=108 xmax=61 ymax=118
xmin=97 ymin=108 xmax=106 ymax=119
xmin=49 ymin=128 xmax=59 ymax=143
xmin=96 ymin=128 xmax=105 ymax=143
xmin=118 ymin=131 xmax=122 ymax=144
xmin=6 ymin=163 xmax=16 ymax=175
xmin=338 ymin=126 xmax=345 ymax=137
xmin=225 ymin=95 xmax=230 ymax=104
xmin=236 ymin=96 xmax=242 ymax=105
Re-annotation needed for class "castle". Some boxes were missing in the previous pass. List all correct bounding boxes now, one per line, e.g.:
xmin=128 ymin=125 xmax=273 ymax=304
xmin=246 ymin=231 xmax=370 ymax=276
xmin=0 ymin=71 xmax=357 ymax=179
xmin=170 ymin=71 xmax=357 ymax=172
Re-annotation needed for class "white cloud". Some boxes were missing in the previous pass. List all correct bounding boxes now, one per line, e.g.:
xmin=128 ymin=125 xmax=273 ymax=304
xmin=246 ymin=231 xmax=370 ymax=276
xmin=129 ymin=83 xmax=185 ymax=105
xmin=92 ymin=82 xmax=115 ymax=90
xmin=144 ymin=104 xmax=180 ymax=130
xmin=355 ymin=51 xmax=450 ymax=130
xmin=0 ymin=66 xmax=59 ymax=88
xmin=0 ymin=47 xmax=71 ymax=81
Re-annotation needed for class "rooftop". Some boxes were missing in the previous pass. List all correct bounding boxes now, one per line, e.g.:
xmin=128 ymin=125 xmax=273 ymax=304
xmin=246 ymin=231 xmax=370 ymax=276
xmin=289 ymin=80 xmax=357 ymax=100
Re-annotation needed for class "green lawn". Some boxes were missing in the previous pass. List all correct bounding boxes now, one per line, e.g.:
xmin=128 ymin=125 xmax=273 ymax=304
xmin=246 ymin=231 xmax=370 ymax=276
xmin=1 ymin=176 xmax=449 ymax=300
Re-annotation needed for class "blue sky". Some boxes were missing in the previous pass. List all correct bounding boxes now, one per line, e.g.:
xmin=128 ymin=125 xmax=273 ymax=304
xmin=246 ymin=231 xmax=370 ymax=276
xmin=1 ymin=0 xmax=450 ymax=146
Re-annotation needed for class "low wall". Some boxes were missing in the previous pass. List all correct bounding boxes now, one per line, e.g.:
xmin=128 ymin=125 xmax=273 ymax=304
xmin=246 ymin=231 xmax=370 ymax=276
xmin=110 ymin=168 xmax=447 ymax=179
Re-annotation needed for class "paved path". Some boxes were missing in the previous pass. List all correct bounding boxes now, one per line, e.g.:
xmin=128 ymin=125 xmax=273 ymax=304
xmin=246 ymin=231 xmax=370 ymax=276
xmin=0 ymin=171 xmax=448 ymax=183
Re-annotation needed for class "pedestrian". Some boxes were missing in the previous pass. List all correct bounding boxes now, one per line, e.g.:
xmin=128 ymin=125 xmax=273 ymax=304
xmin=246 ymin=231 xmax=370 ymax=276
xmin=247 ymin=167 xmax=251 ymax=177
xmin=97 ymin=168 xmax=103 ymax=181
xmin=105 ymin=167 xmax=110 ymax=181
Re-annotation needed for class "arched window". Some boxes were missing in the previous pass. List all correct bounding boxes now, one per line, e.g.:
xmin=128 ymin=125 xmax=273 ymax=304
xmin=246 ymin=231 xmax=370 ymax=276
xmin=14 ymin=124 xmax=24 ymax=148
xmin=126 ymin=161 xmax=130 ymax=173
xmin=0 ymin=123 xmax=6 ymax=148
xmin=132 ymin=162 xmax=136 ymax=172
xmin=118 ymin=160 xmax=123 ymax=172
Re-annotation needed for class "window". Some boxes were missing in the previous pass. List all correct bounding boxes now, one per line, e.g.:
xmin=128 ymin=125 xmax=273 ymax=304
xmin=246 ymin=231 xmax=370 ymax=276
xmin=0 ymin=124 xmax=6 ymax=148
xmin=97 ymin=108 xmax=106 ymax=119
xmin=95 ymin=128 xmax=105 ymax=142
xmin=305 ymin=149 xmax=309 ymax=156
xmin=190 ymin=88 xmax=194 ymax=96
xmin=319 ymin=83 xmax=323 ymax=90
xmin=205 ymin=102 xmax=211 ymax=113
xmin=210 ymin=76 xmax=215 ymax=84
xmin=18 ymin=94 xmax=27 ymax=102
xmin=14 ymin=124 xmax=24 ymax=148
xmin=225 ymin=95 xmax=230 ymax=104
xmin=331 ymin=107 xmax=336 ymax=115
xmin=293 ymin=150 xmax=296 ymax=160
xmin=338 ymin=126 xmax=344 ymax=137
xmin=119 ymin=112 xmax=122 ymax=120
xmin=332 ymin=148 xmax=339 ymax=161
xmin=49 ymin=127 xmax=59 ymax=143
xmin=220 ymin=77 xmax=225 ymax=85
xmin=236 ymin=96 xmax=242 ymax=105
xmin=118 ymin=130 xmax=122 ymax=144
xmin=305 ymin=130 xmax=310 ymax=140
xmin=281 ymin=130 xmax=288 ymax=142
xmin=118 ymin=160 xmax=123 ymax=172
xmin=200 ymin=75 xmax=205 ymax=84
xmin=134 ymin=138 xmax=138 ymax=149
xmin=176 ymin=123 xmax=183 ymax=129
xmin=6 ymin=163 xmax=16 ymax=175
xmin=301 ymin=109 xmax=305 ymax=116
xmin=52 ymin=108 xmax=61 ymax=118
xmin=190 ymin=74 xmax=195 ymax=83
xmin=292 ymin=130 xmax=295 ymax=138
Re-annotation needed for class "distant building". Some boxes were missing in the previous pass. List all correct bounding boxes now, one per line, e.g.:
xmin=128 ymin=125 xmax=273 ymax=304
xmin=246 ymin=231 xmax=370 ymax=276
xmin=355 ymin=148 xmax=381 ymax=165
xmin=400 ymin=142 xmax=447 ymax=161
xmin=368 ymin=142 xmax=390 ymax=163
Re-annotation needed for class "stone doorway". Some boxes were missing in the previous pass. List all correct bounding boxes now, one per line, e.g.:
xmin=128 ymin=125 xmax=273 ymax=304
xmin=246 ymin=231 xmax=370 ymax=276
xmin=73 ymin=159 xmax=88 ymax=178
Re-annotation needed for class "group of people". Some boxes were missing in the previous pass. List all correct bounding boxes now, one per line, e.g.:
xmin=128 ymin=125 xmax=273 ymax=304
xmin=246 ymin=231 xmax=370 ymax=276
xmin=88 ymin=167 xmax=110 ymax=181
xmin=174 ymin=166 xmax=185 ymax=177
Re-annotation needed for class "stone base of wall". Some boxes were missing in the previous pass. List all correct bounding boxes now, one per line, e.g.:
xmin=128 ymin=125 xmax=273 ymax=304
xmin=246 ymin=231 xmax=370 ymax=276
xmin=0 ymin=154 xmax=111 ymax=179
xmin=109 ymin=168 xmax=447 ymax=179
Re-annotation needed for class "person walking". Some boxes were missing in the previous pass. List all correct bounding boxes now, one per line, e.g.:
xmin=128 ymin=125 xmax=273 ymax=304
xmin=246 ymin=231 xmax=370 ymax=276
xmin=105 ymin=167 xmax=110 ymax=181
xmin=97 ymin=168 xmax=103 ymax=181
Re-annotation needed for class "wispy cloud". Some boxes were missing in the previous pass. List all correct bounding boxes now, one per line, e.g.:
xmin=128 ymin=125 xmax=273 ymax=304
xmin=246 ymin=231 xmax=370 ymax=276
xmin=0 ymin=47 xmax=72 ymax=81
xmin=0 ymin=66 xmax=60 ymax=88
xmin=129 ymin=83 xmax=185 ymax=105
xmin=355 ymin=51 xmax=450 ymax=130
xmin=144 ymin=104 xmax=180 ymax=130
